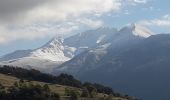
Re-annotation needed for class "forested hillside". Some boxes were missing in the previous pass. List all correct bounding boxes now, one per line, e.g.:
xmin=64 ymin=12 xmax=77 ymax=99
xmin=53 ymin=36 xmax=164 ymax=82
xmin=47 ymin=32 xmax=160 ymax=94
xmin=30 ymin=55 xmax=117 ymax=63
xmin=0 ymin=65 xmax=135 ymax=100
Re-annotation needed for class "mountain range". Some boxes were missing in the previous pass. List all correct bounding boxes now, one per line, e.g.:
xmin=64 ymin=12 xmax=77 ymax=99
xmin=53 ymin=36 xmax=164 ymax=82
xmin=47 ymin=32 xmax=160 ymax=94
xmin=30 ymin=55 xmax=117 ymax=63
xmin=1 ymin=23 xmax=170 ymax=100
xmin=0 ymin=26 xmax=119 ymax=72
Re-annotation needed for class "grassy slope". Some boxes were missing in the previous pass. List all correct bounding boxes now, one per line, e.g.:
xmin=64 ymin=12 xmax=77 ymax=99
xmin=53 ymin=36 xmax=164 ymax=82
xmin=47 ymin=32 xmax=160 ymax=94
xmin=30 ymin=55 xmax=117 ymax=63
xmin=0 ymin=73 xmax=128 ymax=100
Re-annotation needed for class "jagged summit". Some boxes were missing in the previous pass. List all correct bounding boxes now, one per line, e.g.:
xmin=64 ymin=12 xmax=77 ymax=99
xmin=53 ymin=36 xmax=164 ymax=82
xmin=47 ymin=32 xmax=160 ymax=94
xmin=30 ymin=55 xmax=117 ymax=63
xmin=43 ymin=37 xmax=64 ymax=47
xmin=30 ymin=37 xmax=70 ymax=62
xmin=123 ymin=23 xmax=153 ymax=38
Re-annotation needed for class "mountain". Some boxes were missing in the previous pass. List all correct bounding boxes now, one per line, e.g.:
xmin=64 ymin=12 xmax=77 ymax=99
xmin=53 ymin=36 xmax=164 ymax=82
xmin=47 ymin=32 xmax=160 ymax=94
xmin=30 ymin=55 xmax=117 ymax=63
xmin=0 ymin=27 xmax=118 ymax=72
xmin=0 ymin=50 xmax=32 ymax=61
xmin=64 ymin=27 xmax=118 ymax=55
xmin=0 ymin=37 xmax=72 ymax=62
xmin=53 ymin=24 xmax=153 ymax=74
xmin=30 ymin=37 xmax=71 ymax=62
xmin=0 ymin=24 xmax=151 ymax=72
xmin=53 ymin=30 xmax=170 ymax=99
xmin=4 ymin=23 xmax=169 ymax=100
xmin=0 ymin=37 xmax=70 ymax=72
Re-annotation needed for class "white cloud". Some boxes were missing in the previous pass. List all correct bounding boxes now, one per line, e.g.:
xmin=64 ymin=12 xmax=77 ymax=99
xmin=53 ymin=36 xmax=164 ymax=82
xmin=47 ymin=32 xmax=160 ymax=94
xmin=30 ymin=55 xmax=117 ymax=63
xmin=0 ymin=37 xmax=6 ymax=44
xmin=0 ymin=0 xmax=121 ymax=44
xmin=124 ymin=10 xmax=130 ymax=15
xmin=163 ymin=15 xmax=170 ymax=19
xmin=138 ymin=15 xmax=170 ymax=27
xmin=0 ymin=17 xmax=104 ymax=43
xmin=76 ymin=18 xmax=103 ymax=28
xmin=133 ymin=0 xmax=147 ymax=3
xmin=0 ymin=0 xmax=148 ymax=44
xmin=0 ymin=23 xmax=80 ymax=44
xmin=126 ymin=0 xmax=148 ymax=6
xmin=1 ymin=0 xmax=121 ymax=24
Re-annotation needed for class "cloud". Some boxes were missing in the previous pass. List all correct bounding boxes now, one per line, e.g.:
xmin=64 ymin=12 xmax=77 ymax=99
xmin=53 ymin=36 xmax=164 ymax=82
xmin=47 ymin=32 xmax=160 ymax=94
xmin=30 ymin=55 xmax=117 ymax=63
xmin=0 ymin=0 xmax=121 ymax=24
xmin=0 ymin=24 xmax=81 ymax=44
xmin=163 ymin=15 xmax=170 ymax=20
xmin=133 ymin=0 xmax=147 ymax=3
xmin=126 ymin=0 xmax=148 ymax=6
xmin=138 ymin=15 xmax=170 ymax=27
xmin=0 ymin=0 xmax=147 ymax=44
xmin=0 ymin=18 xmax=103 ymax=43
xmin=76 ymin=18 xmax=103 ymax=28
xmin=0 ymin=0 xmax=48 ymax=23
xmin=0 ymin=0 xmax=122 ymax=44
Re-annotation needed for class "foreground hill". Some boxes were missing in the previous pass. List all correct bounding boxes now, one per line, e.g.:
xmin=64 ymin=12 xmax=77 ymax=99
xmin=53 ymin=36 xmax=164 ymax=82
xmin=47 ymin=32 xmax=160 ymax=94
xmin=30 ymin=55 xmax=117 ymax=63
xmin=0 ymin=65 xmax=135 ymax=100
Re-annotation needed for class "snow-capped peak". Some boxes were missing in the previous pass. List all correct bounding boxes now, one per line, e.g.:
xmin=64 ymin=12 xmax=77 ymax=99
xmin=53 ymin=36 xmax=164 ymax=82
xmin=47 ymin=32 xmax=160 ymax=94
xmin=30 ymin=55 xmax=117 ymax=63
xmin=30 ymin=37 xmax=70 ymax=62
xmin=43 ymin=37 xmax=64 ymax=47
xmin=127 ymin=23 xmax=153 ymax=38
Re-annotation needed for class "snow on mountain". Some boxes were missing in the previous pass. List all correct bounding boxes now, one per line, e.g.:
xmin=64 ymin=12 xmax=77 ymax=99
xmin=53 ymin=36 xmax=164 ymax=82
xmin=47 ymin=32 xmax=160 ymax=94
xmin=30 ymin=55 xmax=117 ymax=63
xmin=0 ymin=24 xmax=153 ymax=72
xmin=96 ymin=35 xmax=106 ymax=44
xmin=128 ymin=23 xmax=153 ymax=38
xmin=65 ymin=27 xmax=117 ymax=47
xmin=0 ymin=57 xmax=62 ymax=73
xmin=53 ymin=24 xmax=154 ymax=74
xmin=0 ymin=27 xmax=118 ymax=71
xmin=30 ymin=37 xmax=71 ymax=62
xmin=89 ymin=43 xmax=111 ymax=53
xmin=0 ymin=37 xmax=70 ymax=73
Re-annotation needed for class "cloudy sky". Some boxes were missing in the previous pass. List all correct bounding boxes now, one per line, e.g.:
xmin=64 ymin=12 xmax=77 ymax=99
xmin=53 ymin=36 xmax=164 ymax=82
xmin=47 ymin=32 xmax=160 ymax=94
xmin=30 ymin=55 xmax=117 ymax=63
xmin=0 ymin=0 xmax=170 ymax=56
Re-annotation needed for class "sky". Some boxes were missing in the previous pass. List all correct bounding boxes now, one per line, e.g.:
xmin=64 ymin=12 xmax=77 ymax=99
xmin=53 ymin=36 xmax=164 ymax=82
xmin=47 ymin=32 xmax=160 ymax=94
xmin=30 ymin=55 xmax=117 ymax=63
xmin=0 ymin=0 xmax=170 ymax=56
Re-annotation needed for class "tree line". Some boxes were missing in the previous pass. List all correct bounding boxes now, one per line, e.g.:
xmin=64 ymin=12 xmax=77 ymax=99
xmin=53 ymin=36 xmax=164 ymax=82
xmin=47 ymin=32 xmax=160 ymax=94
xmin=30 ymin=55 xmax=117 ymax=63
xmin=0 ymin=80 xmax=60 ymax=100
xmin=0 ymin=65 xmax=134 ymax=99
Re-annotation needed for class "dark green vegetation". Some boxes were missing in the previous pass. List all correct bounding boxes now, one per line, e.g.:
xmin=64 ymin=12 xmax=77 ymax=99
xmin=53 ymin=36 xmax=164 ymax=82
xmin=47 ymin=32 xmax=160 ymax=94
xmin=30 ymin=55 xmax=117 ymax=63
xmin=0 ymin=81 xmax=60 ymax=100
xmin=0 ymin=65 xmax=81 ymax=88
xmin=0 ymin=65 xmax=135 ymax=100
